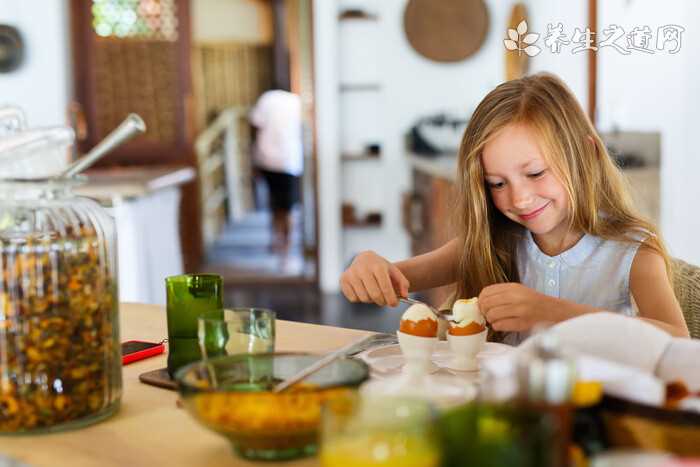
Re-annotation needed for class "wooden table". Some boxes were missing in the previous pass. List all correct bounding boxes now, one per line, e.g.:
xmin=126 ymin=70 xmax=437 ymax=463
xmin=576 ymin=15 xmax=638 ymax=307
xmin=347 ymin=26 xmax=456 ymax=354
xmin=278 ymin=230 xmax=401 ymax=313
xmin=0 ymin=303 xmax=374 ymax=467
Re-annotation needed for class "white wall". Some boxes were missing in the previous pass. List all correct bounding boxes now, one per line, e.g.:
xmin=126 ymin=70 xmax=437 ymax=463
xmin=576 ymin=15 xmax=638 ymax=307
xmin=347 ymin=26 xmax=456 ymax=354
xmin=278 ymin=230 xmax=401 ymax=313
xmin=679 ymin=1 xmax=700 ymax=264
xmin=525 ymin=0 xmax=588 ymax=108
xmin=192 ymin=0 xmax=273 ymax=43
xmin=0 ymin=0 xmax=71 ymax=126
xmin=313 ymin=0 xmax=342 ymax=292
xmin=343 ymin=0 xmax=510 ymax=265
xmin=595 ymin=0 xmax=698 ymax=264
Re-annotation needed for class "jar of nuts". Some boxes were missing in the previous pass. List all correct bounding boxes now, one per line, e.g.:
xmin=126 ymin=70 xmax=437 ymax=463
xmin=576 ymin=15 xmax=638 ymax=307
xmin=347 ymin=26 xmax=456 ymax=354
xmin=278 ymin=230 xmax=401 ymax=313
xmin=0 ymin=176 xmax=121 ymax=434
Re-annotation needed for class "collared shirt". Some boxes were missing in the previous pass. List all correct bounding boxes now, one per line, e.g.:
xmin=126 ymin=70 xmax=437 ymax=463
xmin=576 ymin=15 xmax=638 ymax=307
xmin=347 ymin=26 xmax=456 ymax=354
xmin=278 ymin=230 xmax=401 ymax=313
xmin=502 ymin=231 xmax=641 ymax=346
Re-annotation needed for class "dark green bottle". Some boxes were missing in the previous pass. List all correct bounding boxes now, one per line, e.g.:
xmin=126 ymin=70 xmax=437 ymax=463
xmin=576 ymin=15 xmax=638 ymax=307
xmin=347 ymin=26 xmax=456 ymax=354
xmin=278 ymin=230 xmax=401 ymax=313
xmin=165 ymin=274 xmax=223 ymax=377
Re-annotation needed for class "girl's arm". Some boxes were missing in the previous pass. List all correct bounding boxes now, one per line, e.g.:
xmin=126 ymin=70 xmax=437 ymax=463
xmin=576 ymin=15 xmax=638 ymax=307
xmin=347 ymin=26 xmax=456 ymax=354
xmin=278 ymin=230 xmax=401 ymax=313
xmin=395 ymin=238 xmax=460 ymax=292
xmin=340 ymin=238 xmax=459 ymax=307
xmin=480 ymin=243 xmax=690 ymax=337
xmin=630 ymin=245 xmax=690 ymax=338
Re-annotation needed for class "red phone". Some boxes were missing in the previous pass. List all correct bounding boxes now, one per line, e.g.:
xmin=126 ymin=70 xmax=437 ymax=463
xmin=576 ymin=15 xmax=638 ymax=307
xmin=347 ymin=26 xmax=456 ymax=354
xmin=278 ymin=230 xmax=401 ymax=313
xmin=121 ymin=340 xmax=165 ymax=365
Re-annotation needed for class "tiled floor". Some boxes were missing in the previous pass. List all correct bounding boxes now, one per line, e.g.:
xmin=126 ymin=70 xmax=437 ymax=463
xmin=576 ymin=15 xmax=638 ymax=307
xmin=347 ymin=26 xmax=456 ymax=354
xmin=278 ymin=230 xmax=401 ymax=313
xmin=203 ymin=207 xmax=405 ymax=333
xmin=204 ymin=208 xmax=315 ymax=281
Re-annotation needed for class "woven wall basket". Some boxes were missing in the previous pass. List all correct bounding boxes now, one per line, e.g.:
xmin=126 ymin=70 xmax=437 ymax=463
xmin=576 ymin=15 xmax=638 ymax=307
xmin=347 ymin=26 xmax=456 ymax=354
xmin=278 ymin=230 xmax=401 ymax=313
xmin=403 ymin=0 xmax=489 ymax=63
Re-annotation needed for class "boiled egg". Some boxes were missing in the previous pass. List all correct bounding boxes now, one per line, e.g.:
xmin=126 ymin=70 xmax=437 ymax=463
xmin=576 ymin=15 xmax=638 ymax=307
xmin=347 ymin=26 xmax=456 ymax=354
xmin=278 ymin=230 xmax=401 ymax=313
xmin=399 ymin=303 xmax=438 ymax=338
xmin=449 ymin=298 xmax=486 ymax=336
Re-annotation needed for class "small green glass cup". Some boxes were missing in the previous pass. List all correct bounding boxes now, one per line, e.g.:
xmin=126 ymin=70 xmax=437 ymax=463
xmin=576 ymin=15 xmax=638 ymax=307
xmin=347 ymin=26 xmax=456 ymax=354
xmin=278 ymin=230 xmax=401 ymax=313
xmin=165 ymin=273 xmax=223 ymax=377
xmin=198 ymin=308 xmax=276 ymax=360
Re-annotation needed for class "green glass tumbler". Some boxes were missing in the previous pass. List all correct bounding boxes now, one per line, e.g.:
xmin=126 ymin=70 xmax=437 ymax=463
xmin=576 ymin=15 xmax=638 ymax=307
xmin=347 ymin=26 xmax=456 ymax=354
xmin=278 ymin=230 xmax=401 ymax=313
xmin=165 ymin=274 xmax=223 ymax=377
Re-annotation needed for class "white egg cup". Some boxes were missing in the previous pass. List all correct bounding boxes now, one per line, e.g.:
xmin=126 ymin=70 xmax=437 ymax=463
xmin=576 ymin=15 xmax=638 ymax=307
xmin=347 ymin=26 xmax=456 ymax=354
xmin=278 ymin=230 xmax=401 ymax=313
xmin=446 ymin=329 xmax=487 ymax=371
xmin=362 ymin=331 xmax=477 ymax=407
xmin=396 ymin=330 xmax=437 ymax=381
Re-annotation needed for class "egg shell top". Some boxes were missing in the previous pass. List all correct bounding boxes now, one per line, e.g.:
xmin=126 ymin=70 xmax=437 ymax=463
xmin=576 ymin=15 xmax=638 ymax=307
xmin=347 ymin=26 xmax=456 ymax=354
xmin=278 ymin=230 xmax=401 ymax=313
xmin=401 ymin=303 xmax=437 ymax=323
xmin=452 ymin=298 xmax=485 ymax=328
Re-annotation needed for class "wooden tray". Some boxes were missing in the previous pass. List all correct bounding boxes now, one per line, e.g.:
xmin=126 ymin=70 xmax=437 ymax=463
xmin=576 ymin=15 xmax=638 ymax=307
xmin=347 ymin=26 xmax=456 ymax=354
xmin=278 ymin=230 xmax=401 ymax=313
xmin=139 ymin=367 xmax=177 ymax=391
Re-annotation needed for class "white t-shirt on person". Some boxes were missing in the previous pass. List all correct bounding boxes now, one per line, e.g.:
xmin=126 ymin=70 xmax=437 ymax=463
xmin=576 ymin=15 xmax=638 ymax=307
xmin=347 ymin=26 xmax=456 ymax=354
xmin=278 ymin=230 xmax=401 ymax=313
xmin=249 ymin=90 xmax=303 ymax=176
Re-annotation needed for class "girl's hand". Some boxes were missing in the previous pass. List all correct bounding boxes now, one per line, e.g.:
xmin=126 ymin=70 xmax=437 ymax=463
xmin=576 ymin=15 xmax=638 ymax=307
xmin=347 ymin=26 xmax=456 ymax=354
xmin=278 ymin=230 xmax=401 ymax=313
xmin=340 ymin=251 xmax=410 ymax=307
xmin=478 ymin=283 xmax=561 ymax=332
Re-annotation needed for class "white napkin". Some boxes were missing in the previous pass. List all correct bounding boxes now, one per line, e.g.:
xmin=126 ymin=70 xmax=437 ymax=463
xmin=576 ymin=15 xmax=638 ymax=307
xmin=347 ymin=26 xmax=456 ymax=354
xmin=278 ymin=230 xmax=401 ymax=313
xmin=519 ymin=312 xmax=673 ymax=373
xmin=574 ymin=354 xmax=665 ymax=406
xmin=479 ymin=351 xmax=665 ymax=406
xmin=482 ymin=313 xmax=700 ymax=406
xmin=655 ymin=337 xmax=700 ymax=392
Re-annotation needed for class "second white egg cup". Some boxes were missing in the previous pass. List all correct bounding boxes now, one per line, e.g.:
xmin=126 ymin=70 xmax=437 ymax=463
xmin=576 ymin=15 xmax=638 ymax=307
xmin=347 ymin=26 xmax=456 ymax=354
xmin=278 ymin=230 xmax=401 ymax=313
xmin=446 ymin=329 xmax=487 ymax=371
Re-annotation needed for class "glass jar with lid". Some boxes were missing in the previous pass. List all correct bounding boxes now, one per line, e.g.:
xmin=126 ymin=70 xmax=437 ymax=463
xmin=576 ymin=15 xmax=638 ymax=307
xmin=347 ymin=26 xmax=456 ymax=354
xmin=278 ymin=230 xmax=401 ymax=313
xmin=0 ymin=125 xmax=121 ymax=434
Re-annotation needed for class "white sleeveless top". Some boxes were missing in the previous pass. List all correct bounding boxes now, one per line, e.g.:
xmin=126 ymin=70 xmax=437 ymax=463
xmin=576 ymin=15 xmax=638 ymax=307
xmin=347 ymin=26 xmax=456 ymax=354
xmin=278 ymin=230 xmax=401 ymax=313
xmin=502 ymin=231 xmax=642 ymax=346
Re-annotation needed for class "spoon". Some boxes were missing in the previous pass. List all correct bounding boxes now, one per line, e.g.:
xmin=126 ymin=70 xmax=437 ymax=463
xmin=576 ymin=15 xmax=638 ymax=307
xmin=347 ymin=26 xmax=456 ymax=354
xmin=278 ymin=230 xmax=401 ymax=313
xmin=59 ymin=113 xmax=146 ymax=178
xmin=272 ymin=333 xmax=393 ymax=393
xmin=399 ymin=297 xmax=456 ymax=323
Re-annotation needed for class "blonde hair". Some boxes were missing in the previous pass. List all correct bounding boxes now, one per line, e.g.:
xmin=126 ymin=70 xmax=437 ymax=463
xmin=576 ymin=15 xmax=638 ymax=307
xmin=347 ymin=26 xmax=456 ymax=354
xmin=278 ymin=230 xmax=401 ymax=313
xmin=454 ymin=72 xmax=670 ymax=301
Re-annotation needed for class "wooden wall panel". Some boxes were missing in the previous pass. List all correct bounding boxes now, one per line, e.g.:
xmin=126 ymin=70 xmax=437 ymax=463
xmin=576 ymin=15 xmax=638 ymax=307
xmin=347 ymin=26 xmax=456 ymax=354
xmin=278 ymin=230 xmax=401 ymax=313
xmin=191 ymin=42 xmax=273 ymax=132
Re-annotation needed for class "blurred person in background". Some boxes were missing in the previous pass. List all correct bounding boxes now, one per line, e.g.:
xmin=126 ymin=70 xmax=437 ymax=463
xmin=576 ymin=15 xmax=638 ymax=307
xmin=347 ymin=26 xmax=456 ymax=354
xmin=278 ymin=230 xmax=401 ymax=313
xmin=249 ymin=89 xmax=303 ymax=252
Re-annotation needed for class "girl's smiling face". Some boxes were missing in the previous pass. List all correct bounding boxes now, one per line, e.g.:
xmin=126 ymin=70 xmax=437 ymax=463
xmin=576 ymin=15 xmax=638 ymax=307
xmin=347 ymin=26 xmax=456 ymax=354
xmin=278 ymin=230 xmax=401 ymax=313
xmin=481 ymin=123 xmax=572 ymax=249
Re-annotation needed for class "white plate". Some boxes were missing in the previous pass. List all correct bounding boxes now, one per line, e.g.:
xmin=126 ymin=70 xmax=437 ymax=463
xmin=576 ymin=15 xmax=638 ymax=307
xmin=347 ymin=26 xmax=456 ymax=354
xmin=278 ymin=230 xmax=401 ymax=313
xmin=360 ymin=344 xmax=439 ymax=374
xmin=478 ymin=341 xmax=514 ymax=358
xmin=360 ymin=372 xmax=478 ymax=409
xmin=359 ymin=341 xmax=512 ymax=374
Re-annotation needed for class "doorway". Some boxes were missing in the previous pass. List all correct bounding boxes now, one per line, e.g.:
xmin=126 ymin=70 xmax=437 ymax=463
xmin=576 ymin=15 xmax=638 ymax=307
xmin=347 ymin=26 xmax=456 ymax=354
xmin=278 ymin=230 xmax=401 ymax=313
xmin=72 ymin=0 xmax=318 ymax=286
xmin=191 ymin=0 xmax=317 ymax=285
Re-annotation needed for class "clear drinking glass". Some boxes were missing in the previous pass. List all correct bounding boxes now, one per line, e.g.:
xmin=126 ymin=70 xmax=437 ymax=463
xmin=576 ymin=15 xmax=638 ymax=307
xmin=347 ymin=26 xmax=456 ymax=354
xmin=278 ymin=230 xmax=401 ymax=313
xmin=197 ymin=308 xmax=276 ymax=359
xmin=320 ymin=395 xmax=440 ymax=467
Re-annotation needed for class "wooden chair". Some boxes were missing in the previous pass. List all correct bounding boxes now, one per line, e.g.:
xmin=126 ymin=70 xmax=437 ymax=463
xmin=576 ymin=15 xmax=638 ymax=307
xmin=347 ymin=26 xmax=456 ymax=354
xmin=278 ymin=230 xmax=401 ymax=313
xmin=671 ymin=258 xmax=700 ymax=339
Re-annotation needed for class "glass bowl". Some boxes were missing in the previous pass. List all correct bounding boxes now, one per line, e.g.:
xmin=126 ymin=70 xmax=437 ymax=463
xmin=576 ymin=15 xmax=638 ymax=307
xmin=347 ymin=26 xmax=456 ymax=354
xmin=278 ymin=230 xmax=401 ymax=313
xmin=175 ymin=352 xmax=370 ymax=460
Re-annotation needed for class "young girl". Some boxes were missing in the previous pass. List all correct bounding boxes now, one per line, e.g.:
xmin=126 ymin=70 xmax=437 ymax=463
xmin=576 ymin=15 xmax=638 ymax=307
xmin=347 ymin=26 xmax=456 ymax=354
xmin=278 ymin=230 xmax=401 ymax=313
xmin=340 ymin=73 xmax=689 ymax=343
